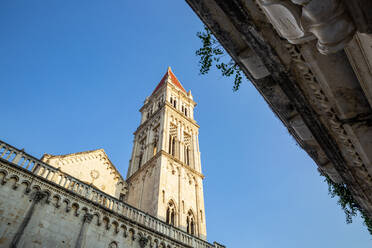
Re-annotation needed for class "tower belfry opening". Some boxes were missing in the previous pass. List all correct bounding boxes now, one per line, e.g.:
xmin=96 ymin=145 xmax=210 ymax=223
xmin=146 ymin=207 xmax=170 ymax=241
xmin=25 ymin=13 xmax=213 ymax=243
xmin=126 ymin=67 xmax=207 ymax=239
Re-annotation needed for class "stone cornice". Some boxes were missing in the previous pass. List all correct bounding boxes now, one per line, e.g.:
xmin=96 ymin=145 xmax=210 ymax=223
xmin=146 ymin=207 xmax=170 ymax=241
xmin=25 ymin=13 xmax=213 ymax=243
xmin=126 ymin=150 xmax=162 ymax=182
xmin=134 ymin=105 xmax=164 ymax=135
xmin=126 ymin=150 xmax=204 ymax=182
xmin=134 ymin=101 xmax=199 ymax=137
xmin=161 ymin=151 xmax=204 ymax=179
xmin=165 ymin=102 xmax=199 ymax=128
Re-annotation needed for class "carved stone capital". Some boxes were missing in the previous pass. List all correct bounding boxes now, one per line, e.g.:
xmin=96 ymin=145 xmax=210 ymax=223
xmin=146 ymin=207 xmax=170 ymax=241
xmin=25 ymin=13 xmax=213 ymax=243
xmin=258 ymin=0 xmax=315 ymax=44
xmin=33 ymin=192 xmax=46 ymax=203
xmin=259 ymin=0 xmax=356 ymax=54
xmin=83 ymin=213 xmax=93 ymax=224
xmin=138 ymin=236 xmax=149 ymax=248
xmin=295 ymin=0 xmax=356 ymax=54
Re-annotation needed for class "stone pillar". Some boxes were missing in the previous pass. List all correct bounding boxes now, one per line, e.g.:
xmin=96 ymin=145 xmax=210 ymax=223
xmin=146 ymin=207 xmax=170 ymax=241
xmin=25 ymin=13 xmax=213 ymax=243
xmin=145 ymin=127 xmax=152 ymax=163
xmin=139 ymin=175 xmax=146 ymax=209
xmin=180 ymin=125 xmax=184 ymax=162
xmin=128 ymin=138 xmax=139 ymax=177
xmin=192 ymin=133 xmax=198 ymax=170
xmin=74 ymin=213 xmax=93 ymax=248
xmin=10 ymin=191 xmax=46 ymax=248
xmin=177 ymin=169 xmax=182 ymax=227
xmin=194 ymin=182 xmax=200 ymax=237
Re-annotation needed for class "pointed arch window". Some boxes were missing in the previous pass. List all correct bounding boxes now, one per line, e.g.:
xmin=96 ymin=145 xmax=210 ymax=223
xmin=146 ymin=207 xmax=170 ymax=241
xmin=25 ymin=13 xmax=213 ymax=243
xmin=169 ymin=135 xmax=176 ymax=156
xmin=166 ymin=201 xmax=176 ymax=226
xmin=169 ymin=124 xmax=178 ymax=158
xmin=183 ymin=133 xmax=191 ymax=165
xmin=186 ymin=210 xmax=195 ymax=235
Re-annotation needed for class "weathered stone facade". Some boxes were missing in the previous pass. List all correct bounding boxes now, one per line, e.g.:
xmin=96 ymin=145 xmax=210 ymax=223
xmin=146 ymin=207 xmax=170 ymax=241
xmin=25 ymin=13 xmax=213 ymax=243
xmin=0 ymin=70 xmax=223 ymax=247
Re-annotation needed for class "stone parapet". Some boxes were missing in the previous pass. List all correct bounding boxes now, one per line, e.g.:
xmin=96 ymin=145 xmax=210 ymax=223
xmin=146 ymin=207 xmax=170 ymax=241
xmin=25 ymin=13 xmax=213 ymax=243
xmin=0 ymin=139 xmax=222 ymax=248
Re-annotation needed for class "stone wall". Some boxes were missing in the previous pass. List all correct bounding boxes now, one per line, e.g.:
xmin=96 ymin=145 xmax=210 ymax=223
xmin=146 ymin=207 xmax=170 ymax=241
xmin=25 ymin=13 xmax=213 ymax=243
xmin=0 ymin=141 xmax=223 ymax=248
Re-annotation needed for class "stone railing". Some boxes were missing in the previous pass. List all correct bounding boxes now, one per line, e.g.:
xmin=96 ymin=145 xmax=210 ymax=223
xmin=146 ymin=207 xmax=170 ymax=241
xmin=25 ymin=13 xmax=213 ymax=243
xmin=0 ymin=140 xmax=223 ymax=248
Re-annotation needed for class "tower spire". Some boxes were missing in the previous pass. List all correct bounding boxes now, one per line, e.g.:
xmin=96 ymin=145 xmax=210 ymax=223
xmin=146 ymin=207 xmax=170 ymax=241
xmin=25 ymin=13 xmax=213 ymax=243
xmin=152 ymin=67 xmax=186 ymax=95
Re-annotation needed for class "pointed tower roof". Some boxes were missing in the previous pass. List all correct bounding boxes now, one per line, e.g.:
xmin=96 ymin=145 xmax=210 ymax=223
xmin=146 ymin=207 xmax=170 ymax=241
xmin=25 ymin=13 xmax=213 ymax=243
xmin=152 ymin=67 xmax=186 ymax=95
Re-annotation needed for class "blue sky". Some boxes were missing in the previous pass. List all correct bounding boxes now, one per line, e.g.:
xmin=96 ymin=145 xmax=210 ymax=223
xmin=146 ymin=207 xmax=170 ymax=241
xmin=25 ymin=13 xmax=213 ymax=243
xmin=0 ymin=1 xmax=370 ymax=247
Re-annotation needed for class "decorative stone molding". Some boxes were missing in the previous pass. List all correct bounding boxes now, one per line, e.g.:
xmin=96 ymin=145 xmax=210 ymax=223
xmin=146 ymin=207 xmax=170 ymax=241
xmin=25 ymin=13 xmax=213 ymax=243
xmin=295 ymin=0 xmax=356 ymax=54
xmin=138 ymin=236 xmax=149 ymax=248
xmin=258 ymin=0 xmax=356 ymax=54
xmin=284 ymin=41 xmax=372 ymax=197
xmin=258 ymin=0 xmax=315 ymax=44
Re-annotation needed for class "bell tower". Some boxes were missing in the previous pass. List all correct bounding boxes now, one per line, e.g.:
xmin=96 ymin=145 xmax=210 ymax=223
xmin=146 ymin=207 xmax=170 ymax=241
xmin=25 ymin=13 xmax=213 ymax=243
xmin=126 ymin=67 xmax=207 ymax=239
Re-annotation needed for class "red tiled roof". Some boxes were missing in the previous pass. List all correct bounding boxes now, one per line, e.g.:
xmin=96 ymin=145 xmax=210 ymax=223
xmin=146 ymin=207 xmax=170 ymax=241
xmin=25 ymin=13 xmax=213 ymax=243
xmin=152 ymin=67 xmax=186 ymax=95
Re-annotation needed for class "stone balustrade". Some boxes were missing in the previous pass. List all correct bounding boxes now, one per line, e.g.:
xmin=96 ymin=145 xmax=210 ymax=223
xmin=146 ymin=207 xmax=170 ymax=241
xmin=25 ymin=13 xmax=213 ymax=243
xmin=0 ymin=140 xmax=222 ymax=248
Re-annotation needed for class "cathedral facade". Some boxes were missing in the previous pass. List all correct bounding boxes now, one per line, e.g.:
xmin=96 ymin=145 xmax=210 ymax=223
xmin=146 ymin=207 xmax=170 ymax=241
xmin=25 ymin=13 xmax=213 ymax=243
xmin=0 ymin=68 xmax=223 ymax=248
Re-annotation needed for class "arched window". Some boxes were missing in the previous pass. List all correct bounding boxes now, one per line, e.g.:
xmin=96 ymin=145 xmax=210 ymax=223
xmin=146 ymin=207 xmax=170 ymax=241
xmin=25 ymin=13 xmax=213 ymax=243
xmin=185 ymin=108 xmax=188 ymax=117
xmin=166 ymin=201 xmax=176 ymax=226
xmin=173 ymin=100 xmax=177 ymax=108
xmin=169 ymin=135 xmax=176 ymax=157
xmin=186 ymin=210 xmax=195 ymax=235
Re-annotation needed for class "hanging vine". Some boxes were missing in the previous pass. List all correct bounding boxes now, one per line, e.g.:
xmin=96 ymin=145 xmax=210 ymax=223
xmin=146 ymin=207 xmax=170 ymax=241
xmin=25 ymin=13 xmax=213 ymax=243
xmin=321 ymin=172 xmax=372 ymax=235
xmin=196 ymin=26 xmax=245 ymax=91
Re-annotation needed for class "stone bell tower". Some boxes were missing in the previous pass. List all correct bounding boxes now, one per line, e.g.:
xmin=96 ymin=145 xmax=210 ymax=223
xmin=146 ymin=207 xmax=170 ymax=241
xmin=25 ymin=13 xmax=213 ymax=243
xmin=125 ymin=67 xmax=207 ymax=239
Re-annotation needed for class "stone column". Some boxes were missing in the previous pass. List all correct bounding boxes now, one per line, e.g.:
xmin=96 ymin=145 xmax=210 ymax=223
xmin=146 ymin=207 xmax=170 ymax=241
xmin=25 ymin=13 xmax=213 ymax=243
xmin=196 ymin=133 xmax=201 ymax=172
xmin=180 ymin=126 xmax=184 ymax=163
xmin=139 ymin=175 xmax=146 ymax=209
xmin=177 ymin=169 xmax=182 ymax=227
xmin=128 ymin=138 xmax=139 ymax=177
xmin=10 ymin=191 xmax=46 ymax=248
xmin=145 ymin=127 xmax=152 ymax=163
xmin=74 ymin=213 xmax=93 ymax=248
xmin=192 ymin=133 xmax=198 ymax=170
xmin=194 ymin=182 xmax=201 ymax=237
xmin=161 ymin=109 xmax=169 ymax=152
